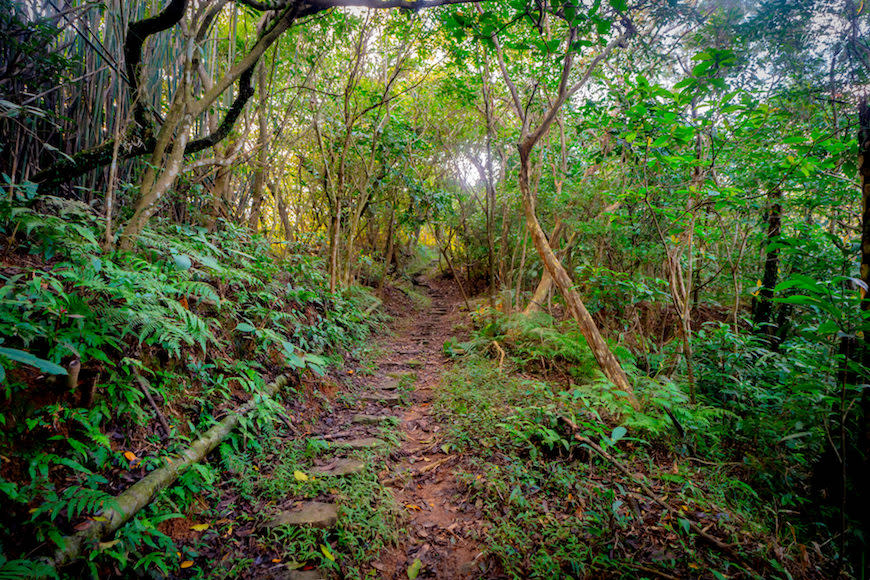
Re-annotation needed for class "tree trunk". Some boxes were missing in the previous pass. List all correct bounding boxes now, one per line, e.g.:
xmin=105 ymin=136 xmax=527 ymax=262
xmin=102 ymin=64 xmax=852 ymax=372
xmin=117 ymin=56 xmax=193 ymax=250
xmin=274 ymin=183 xmax=293 ymax=243
xmin=247 ymin=61 xmax=270 ymax=233
xmin=753 ymin=188 xmax=783 ymax=332
xmin=518 ymin=145 xmax=637 ymax=406
xmin=328 ymin=201 xmax=341 ymax=293
xmin=524 ymin=217 xmax=565 ymax=314
xmin=378 ymin=204 xmax=395 ymax=295
xmin=50 ymin=373 xmax=294 ymax=571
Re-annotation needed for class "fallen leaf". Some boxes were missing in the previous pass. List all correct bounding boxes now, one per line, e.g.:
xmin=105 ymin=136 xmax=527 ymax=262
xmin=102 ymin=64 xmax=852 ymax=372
xmin=407 ymin=558 xmax=423 ymax=579
xmin=123 ymin=451 xmax=138 ymax=462
xmin=406 ymin=504 xmax=421 ymax=511
xmin=271 ymin=558 xmax=281 ymax=563
xmin=320 ymin=544 xmax=335 ymax=562
xmin=180 ymin=561 xmax=194 ymax=569
xmin=190 ymin=523 xmax=209 ymax=532
xmin=294 ymin=470 xmax=309 ymax=481
xmin=98 ymin=539 xmax=120 ymax=550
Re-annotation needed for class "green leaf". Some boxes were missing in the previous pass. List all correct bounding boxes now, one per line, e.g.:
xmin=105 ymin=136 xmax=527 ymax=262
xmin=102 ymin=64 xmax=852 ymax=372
xmin=817 ymin=320 xmax=839 ymax=334
xmin=320 ymin=543 xmax=335 ymax=562
xmin=407 ymin=558 xmax=423 ymax=579
xmin=172 ymin=254 xmax=192 ymax=270
xmin=0 ymin=347 xmax=67 ymax=375
xmin=678 ymin=518 xmax=691 ymax=534
xmin=235 ymin=323 xmax=256 ymax=333
xmin=610 ymin=426 xmax=627 ymax=443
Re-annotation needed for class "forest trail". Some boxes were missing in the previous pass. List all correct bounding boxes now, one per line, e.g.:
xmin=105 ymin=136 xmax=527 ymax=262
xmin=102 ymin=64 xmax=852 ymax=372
xmin=278 ymin=274 xmax=491 ymax=579
xmin=370 ymin=275 xmax=487 ymax=578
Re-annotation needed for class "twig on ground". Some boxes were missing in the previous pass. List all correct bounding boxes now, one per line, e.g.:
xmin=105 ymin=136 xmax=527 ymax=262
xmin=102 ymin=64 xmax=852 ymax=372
xmin=135 ymin=373 xmax=171 ymax=438
xmin=558 ymin=414 xmax=743 ymax=562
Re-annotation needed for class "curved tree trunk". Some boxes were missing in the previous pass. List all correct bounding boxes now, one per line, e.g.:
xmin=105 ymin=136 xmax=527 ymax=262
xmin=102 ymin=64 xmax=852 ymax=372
xmin=524 ymin=218 xmax=564 ymax=314
xmin=518 ymin=146 xmax=637 ymax=407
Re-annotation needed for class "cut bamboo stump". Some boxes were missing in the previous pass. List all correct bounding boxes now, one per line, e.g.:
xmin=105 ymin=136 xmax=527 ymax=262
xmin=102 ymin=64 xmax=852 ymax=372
xmin=268 ymin=502 xmax=338 ymax=529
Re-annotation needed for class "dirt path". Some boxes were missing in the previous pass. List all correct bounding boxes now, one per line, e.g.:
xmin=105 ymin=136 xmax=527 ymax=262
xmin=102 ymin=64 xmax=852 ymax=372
xmin=244 ymin=274 xmax=492 ymax=579
xmin=369 ymin=276 xmax=488 ymax=578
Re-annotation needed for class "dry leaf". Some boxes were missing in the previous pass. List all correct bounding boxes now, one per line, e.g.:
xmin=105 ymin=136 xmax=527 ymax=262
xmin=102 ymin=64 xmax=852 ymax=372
xmin=190 ymin=523 xmax=209 ymax=532
xmin=180 ymin=560 xmax=194 ymax=569
xmin=405 ymin=504 xmax=421 ymax=511
xmin=294 ymin=470 xmax=309 ymax=481
xmin=98 ymin=539 xmax=120 ymax=550
xmin=123 ymin=451 xmax=138 ymax=462
xmin=271 ymin=558 xmax=281 ymax=563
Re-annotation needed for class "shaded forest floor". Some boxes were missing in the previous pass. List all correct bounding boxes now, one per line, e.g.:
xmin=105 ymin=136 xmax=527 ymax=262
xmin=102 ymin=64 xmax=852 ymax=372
xmin=173 ymin=273 xmax=823 ymax=579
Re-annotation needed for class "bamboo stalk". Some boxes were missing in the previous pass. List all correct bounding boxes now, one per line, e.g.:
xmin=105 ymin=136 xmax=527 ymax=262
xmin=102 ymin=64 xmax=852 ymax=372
xmin=48 ymin=373 xmax=294 ymax=572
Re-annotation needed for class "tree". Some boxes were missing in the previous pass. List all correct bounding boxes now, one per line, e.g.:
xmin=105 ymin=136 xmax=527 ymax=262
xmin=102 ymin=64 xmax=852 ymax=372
xmin=31 ymin=0 xmax=481 ymax=250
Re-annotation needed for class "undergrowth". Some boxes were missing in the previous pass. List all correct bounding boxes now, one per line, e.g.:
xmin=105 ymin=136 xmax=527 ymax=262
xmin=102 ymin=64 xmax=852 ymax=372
xmin=439 ymin=309 xmax=832 ymax=578
xmin=0 ymin=197 xmax=382 ymax=577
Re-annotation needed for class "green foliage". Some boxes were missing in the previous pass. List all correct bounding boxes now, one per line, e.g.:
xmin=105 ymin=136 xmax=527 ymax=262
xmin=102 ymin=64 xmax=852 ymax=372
xmin=458 ymin=309 xmax=598 ymax=379
xmin=0 ymin=195 xmax=380 ymax=574
xmin=438 ymin=354 xmax=765 ymax=578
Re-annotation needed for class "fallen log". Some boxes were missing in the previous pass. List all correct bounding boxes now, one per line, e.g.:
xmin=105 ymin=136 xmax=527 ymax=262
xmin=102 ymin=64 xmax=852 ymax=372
xmin=48 ymin=373 xmax=295 ymax=572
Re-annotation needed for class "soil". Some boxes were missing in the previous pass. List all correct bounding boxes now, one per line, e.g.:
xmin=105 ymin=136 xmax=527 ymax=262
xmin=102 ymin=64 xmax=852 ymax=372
xmin=369 ymin=275 xmax=493 ymax=578
xmin=235 ymin=273 xmax=496 ymax=578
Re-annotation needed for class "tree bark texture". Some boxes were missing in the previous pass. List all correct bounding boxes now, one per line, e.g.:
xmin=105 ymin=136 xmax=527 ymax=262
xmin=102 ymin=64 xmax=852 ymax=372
xmin=753 ymin=188 xmax=782 ymax=331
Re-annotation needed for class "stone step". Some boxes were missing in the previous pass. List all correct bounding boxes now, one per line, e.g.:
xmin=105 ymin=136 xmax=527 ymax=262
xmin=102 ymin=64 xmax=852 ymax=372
xmin=311 ymin=458 xmax=366 ymax=477
xmin=268 ymin=502 xmax=338 ymax=529
xmin=331 ymin=437 xmax=387 ymax=450
xmin=352 ymin=414 xmax=395 ymax=425
xmin=360 ymin=391 xmax=401 ymax=404
xmin=376 ymin=379 xmax=398 ymax=391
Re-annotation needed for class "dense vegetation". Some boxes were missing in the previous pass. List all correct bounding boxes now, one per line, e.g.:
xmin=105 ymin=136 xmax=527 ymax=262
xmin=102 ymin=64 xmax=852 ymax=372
xmin=1 ymin=0 xmax=869 ymax=577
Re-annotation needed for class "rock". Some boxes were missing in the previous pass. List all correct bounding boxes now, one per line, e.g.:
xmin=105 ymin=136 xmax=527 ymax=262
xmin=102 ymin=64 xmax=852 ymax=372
xmin=331 ymin=437 xmax=387 ymax=450
xmin=312 ymin=458 xmax=366 ymax=477
xmin=360 ymin=391 xmax=401 ymax=403
xmin=268 ymin=502 xmax=338 ymax=528
xmin=352 ymin=414 xmax=394 ymax=425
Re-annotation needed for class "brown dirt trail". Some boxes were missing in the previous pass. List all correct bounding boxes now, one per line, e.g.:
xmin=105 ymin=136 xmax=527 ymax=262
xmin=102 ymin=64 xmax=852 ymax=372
xmin=369 ymin=275 xmax=494 ymax=578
